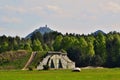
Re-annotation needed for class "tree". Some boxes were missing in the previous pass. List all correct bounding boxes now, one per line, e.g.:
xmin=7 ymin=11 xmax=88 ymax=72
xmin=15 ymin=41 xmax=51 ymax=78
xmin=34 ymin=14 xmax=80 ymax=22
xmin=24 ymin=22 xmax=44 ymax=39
xmin=61 ymin=36 xmax=76 ymax=51
xmin=94 ymin=32 xmax=107 ymax=66
xmin=53 ymin=35 xmax=63 ymax=51
xmin=43 ymin=44 xmax=50 ymax=51
xmin=23 ymin=38 xmax=32 ymax=51
xmin=32 ymin=39 xmax=43 ymax=51
xmin=0 ymin=41 xmax=8 ymax=53
xmin=78 ymin=37 xmax=89 ymax=66
xmin=67 ymin=46 xmax=81 ymax=67
xmin=31 ymin=32 xmax=43 ymax=44
xmin=24 ymin=43 xmax=32 ymax=51
xmin=106 ymin=34 xmax=120 ymax=67
xmin=92 ymin=55 xmax=103 ymax=66
xmin=67 ymin=37 xmax=89 ymax=67
xmin=13 ymin=38 xmax=19 ymax=50
xmin=78 ymin=37 xmax=88 ymax=54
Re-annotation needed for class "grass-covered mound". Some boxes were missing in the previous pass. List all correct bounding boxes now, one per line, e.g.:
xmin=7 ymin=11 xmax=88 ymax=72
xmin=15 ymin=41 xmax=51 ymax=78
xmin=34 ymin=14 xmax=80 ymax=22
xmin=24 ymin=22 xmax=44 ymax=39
xmin=29 ymin=51 xmax=47 ymax=69
xmin=0 ymin=50 xmax=47 ymax=70
xmin=0 ymin=50 xmax=31 ymax=69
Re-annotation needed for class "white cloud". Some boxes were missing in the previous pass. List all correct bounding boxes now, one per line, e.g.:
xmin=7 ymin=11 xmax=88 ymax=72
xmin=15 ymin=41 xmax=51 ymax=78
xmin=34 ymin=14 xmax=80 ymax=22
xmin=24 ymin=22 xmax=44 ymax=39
xmin=47 ymin=5 xmax=63 ymax=14
xmin=2 ymin=16 xmax=22 ymax=24
xmin=30 ymin=6 xmax=43 ymax=12
xmin=46 ymin=5 xmax=70 ymax=18
xmin=100 ymin=1 xmax=120 ymax=14
xmin=30 ymin=6 xmax=46 ymax=16
xmin=1 ymin=5 xmax=27 ymax=14
xmin=0 ymin=4 xmax=69 ymax=18
xmin=107 ymin=2 xmax=120 ymax=13
xmin=28 ymin=5 xmax=69 ymax=18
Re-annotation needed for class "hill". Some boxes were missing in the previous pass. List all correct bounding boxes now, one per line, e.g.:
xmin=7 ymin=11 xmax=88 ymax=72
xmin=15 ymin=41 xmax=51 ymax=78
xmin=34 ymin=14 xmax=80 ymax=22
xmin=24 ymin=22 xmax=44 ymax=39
xmin=93 ymin=30 xmax=106 ymax=36
xmin=26 ymin=25 xmax=54 ymax=38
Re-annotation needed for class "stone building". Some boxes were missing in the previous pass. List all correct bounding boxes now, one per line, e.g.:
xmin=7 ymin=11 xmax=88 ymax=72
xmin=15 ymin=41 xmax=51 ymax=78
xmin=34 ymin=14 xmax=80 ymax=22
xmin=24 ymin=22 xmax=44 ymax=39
xmin=37 ymin=51 xmax=75 ymax=70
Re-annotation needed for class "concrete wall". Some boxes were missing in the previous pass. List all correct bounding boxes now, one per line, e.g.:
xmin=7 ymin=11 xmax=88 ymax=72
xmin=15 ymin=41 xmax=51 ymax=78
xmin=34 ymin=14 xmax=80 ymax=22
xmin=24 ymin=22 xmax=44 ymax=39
xmin=37 ymin=52 xmax=75 ymax=70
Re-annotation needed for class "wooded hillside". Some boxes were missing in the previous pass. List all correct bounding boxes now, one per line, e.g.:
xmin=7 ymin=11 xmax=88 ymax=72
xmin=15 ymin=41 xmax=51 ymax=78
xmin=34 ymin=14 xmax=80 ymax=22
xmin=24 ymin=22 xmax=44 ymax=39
xmin=0 ymin=31 xmax=120 ymax=68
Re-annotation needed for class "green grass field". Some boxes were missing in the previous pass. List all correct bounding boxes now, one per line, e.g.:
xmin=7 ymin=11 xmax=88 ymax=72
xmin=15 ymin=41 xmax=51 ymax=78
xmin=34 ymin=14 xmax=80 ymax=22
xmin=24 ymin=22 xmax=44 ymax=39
xmin=0 ymin=68 xmax=120 ymax=80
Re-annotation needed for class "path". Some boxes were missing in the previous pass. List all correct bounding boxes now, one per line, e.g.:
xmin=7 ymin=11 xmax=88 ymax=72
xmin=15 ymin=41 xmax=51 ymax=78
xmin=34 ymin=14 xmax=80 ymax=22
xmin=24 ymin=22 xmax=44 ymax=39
xmin=22 ymin=52 xmax=37 ymax=70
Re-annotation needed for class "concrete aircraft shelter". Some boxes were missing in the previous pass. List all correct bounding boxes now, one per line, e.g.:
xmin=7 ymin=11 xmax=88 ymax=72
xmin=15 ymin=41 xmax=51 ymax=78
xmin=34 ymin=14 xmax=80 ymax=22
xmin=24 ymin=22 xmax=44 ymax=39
xmin=37 ymin=51 xmax=75 ymax=70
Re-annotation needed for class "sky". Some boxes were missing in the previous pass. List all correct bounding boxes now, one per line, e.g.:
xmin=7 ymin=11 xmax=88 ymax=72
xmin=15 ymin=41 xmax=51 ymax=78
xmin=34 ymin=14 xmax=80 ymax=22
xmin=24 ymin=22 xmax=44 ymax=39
xmin=0 ymin=0 xmax=120 ymax=37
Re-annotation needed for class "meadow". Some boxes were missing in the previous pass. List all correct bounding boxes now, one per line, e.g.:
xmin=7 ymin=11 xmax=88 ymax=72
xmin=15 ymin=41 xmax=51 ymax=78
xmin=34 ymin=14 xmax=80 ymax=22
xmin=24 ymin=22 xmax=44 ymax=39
xmin=0 ymin=68 xmax=120 ymax=80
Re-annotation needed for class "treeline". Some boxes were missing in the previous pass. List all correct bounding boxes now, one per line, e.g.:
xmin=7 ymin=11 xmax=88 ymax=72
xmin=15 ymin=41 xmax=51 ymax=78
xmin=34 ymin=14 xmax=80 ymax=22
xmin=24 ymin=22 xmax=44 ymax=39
xmin=0 ymin=31 xmax=120 ymax=68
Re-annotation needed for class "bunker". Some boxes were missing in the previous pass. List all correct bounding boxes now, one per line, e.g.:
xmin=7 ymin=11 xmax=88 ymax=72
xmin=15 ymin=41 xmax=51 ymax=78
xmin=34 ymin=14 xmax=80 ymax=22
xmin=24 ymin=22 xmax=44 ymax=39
xmin=37 ymin=51 xmax=75 ymax=70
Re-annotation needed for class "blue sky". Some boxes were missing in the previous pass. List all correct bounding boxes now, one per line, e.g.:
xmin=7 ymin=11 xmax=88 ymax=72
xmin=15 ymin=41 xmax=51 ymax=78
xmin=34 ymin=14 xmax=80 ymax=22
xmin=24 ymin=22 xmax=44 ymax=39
xmin=0 ymin=0 xmax=120 ymax=37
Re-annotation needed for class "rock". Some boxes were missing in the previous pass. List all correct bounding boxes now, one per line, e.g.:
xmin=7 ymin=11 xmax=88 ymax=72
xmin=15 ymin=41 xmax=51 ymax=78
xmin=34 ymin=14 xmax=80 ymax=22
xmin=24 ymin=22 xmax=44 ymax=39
xmin=72 ymin=67 xmax=81 ymax=72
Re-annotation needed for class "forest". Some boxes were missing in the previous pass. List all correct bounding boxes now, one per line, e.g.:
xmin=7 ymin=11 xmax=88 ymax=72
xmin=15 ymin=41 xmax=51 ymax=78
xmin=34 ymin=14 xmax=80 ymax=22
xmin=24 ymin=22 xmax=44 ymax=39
xmin=0 ymin=31 xmax=120 ymax=68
